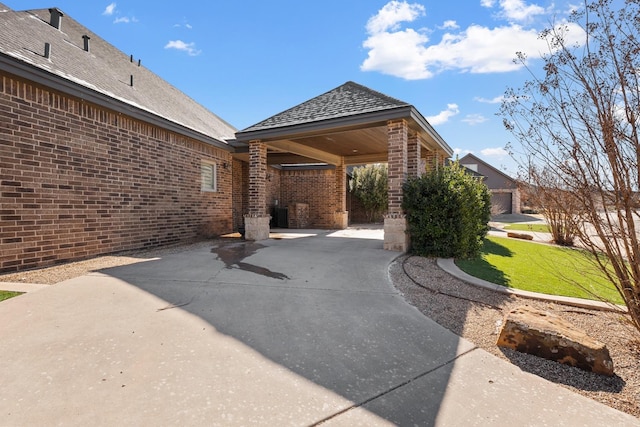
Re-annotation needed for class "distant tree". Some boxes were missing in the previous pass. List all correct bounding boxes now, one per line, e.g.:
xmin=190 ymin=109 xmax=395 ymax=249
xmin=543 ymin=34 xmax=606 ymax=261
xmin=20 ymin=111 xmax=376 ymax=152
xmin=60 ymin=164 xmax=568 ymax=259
xmin=349 ymin=164 xmax=388 ymax=222
xmin=527 ymin=167 xmax=579 ymax=246
xmin=402 ymin=161 xmax=491 ymax=258
xmin=501 ymin=0 xmax=640 ymax=331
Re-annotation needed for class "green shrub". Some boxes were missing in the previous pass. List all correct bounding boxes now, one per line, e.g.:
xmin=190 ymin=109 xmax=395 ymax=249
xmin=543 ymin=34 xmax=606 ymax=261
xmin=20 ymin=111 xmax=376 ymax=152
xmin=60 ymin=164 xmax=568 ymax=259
xmin=402 ymin=162 xmax=491 ymax=258
xmin=349 ymin=164 xmax=388 ymax=222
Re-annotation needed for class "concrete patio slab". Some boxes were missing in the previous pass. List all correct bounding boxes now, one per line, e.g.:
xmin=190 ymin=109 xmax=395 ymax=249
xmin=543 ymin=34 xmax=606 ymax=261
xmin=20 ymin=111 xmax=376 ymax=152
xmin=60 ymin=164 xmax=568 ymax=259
xmin=0 ymin=229 xmax=638 ymax=426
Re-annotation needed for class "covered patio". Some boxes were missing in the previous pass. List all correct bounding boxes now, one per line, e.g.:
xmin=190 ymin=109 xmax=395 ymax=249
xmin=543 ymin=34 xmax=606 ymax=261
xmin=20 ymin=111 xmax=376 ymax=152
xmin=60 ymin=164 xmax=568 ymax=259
xmin=233 ymin=81 xmax=453 ymax=251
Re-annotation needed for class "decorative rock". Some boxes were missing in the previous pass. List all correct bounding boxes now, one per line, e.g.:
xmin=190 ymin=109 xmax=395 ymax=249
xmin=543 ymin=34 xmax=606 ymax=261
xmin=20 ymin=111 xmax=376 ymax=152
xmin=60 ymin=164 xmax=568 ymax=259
xmin=496 ymin=306 xmax=614 ymax=376
xmin=507 ymin=232 xmax=534 ymax=240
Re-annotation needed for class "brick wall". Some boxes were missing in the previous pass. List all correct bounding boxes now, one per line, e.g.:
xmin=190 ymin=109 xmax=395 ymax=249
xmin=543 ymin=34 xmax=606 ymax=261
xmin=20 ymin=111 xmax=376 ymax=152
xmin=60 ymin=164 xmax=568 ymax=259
xmin=0 ymin=73 xmax=233 ymax=272
xmin=266 ymin=166 xmax=281 ymax=211
xmin=280 ymin=168 xmax=337 ymax=228
xmin=232 ymin=159 xmax=248 ymax=230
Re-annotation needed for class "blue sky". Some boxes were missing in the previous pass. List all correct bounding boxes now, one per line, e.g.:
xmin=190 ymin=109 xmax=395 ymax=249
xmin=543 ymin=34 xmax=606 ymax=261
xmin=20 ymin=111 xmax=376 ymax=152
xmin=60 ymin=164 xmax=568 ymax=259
xmin=5 ymin=0 xmax=586 ymax=175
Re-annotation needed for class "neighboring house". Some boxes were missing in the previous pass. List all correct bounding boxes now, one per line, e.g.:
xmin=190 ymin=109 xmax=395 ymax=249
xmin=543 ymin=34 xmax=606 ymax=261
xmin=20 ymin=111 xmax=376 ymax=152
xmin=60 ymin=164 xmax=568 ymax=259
xmin=0 ymin=5 xmax=453 ymax=272
xmin=458 ymin=153 xmax=521 ymax=214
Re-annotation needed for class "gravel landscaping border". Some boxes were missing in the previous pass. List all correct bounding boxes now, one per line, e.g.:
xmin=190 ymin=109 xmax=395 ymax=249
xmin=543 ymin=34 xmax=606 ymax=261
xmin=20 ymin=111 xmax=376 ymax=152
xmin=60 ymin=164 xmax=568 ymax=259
xmin=392 ymin=255 xmax=640 ymax=418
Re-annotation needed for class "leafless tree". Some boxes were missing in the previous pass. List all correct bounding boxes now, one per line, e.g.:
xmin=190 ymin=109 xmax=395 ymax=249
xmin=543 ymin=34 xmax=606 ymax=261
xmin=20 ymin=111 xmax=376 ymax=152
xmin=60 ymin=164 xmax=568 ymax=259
xmin=501 ymin=0 xmax=640 ymax=332
xmin=526 ymin=168 xmax=580 ymax=246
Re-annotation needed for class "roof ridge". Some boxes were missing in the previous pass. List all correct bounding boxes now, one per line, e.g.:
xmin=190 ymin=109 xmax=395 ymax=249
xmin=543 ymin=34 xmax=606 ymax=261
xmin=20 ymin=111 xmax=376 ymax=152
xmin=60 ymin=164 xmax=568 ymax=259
xmin=239 ymin=81 xmax=410 ymax=134
xmin=342 ymin=80 xmax=409 ymax=107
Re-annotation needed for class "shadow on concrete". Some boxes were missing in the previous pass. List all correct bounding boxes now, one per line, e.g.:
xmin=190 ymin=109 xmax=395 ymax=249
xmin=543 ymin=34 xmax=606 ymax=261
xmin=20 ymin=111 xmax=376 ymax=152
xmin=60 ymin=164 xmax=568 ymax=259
xmin=95 ymin=229 xmax=468 ymax=425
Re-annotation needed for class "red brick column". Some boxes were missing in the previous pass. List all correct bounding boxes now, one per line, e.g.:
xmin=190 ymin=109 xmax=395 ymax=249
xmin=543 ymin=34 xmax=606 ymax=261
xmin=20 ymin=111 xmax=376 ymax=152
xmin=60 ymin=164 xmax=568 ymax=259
xmin=333 ymin=159 xmax=348 ymax=228
xmin=244 ymin=139 xmax=270 ymax=240
xmin=385 ymin=119 xmax=410 ymax=251
xmin=248 ymin=140 xmax=267 ymax=215
xmin=387 ymin=119 xmax=408 ymax=214
xmin=407 ymin=130 xmax=421 ymax=178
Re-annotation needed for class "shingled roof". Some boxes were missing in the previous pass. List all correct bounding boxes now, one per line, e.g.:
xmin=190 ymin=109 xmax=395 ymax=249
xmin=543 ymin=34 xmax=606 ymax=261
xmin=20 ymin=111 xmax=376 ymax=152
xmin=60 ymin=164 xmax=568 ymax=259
xmin=235 ymin=81 xmax=453 ymax=159
xmin=240 ymin=81 xmax=410 ymax=133
xmin=0 ymin=5 xmax=235 ymax=147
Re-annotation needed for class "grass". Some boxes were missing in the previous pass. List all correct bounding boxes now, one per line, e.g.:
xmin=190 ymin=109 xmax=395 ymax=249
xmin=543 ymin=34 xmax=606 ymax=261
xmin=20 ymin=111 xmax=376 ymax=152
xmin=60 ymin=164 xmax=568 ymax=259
xmin=0 ymin=290 xmax=23 ymax=302
xmin=503 ymin=223 xmax=551 ymax=233
xmin=456 ymin=236 xmax=624 ymax=305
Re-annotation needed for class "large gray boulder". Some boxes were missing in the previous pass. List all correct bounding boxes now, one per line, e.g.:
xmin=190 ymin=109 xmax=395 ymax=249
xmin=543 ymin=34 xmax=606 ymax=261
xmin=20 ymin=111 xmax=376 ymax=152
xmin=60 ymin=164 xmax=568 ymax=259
xmin=496 ymin=306 xmax=614 ymax=376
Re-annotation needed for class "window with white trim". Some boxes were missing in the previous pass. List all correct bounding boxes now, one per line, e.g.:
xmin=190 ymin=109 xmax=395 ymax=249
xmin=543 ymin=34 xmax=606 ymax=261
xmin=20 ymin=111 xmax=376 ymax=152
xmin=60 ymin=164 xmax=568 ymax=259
xmin=201 ymin=161 xmax=217 ymax=192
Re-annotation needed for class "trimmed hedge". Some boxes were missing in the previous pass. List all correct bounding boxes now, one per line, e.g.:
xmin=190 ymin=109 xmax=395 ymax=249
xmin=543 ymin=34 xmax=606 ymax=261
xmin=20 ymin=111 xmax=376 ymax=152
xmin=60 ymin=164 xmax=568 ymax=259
xmin=402 ymin=162 xmax=491 ymax=258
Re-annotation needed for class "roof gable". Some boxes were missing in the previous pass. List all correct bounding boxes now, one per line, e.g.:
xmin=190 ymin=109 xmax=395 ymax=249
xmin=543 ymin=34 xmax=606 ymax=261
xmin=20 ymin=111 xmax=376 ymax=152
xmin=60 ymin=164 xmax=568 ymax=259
xmin=0 ymin=7 xmax=236 ymax=144
xmin=241 ymin=81 xmax=410 ymax=133
xmin=458 ymin=153 xmax=516 ymax=184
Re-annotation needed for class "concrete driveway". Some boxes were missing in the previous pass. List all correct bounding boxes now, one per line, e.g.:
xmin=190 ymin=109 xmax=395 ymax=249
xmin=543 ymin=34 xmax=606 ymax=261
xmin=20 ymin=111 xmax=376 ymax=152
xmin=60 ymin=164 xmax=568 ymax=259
xmin=1 ymin=228 xmax=638 ymax=426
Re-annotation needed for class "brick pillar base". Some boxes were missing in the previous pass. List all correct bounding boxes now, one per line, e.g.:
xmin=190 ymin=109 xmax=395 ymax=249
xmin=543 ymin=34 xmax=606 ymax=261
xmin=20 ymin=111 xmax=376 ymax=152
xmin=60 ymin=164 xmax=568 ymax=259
xmin=244 ymin=215 xmax=271 ymax=241
xmin=333 ymin=211 xmax=348 ymax=229
xmin=384 ymin=214 xmax=409 ymax=252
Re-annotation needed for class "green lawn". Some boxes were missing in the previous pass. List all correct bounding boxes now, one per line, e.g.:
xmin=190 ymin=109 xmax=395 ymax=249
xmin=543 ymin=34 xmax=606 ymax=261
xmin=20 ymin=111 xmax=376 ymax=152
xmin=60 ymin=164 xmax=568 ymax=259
xmin=455 ymin=236 xmax=624 ymax=305
xmin=503 ymin=223 xmax=551 ymax=233
xmin=0 ymin=290 xmax=23 ymax=302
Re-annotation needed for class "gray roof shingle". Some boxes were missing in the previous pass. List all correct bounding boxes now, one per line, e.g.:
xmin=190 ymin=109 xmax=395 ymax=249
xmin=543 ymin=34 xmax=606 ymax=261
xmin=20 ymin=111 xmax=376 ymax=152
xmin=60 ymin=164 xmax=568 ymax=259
xmin=0 ymin=6 xmax=236 ymax=144
xmin=240 ymin=81 xmax=410 ymax=133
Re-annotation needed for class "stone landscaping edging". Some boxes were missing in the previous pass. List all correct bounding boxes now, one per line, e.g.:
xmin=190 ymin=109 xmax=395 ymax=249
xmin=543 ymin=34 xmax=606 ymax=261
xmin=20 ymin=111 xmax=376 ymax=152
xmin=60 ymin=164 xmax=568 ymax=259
xmin=437 ymin=258 xmax=627 ymax=313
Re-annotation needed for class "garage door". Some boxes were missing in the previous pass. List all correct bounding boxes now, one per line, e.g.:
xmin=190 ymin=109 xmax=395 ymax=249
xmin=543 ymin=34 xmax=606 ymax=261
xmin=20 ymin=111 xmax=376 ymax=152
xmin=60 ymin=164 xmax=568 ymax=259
xmin=491 ymin=193 xmax=512 ymax=214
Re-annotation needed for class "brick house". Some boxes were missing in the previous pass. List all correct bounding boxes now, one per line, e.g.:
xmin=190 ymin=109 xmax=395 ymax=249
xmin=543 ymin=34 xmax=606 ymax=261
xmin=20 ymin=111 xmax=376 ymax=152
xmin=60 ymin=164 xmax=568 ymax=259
xmin=459 ymin=153 xmax=521 ymax=214
xmin=0 ymin=5 xmax=453 ymax=273
xmin=0 ymin=5 xmax=236 ymax=272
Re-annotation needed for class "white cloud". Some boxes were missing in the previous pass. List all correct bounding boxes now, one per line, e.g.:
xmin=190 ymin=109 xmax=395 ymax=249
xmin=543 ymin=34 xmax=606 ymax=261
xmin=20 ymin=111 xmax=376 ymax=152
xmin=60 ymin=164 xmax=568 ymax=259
xmin=481 ymin=147 xmax=509 ymax=157
xmin=104 ymin=2 xmax=137 ymax=24
xmin=114 ymin=16 xmax=138 ymax=24
xmin=462 ymin=114 xmax=489 ymax=125
xmin=423 ymin=24 xmax=543 ymax=74
xmin=362 ymin=1 xmax=432 ymax=79
xmin=165 ymin=40 xmax=201 ymax=56
xmin=440 ymin=20 xmax=459 ymax=30
xmin=103 ymin=2 xmax=116 ymax=16
xmin=174 ymin=19 xmax=194 ymax=30
xmin=481 ymin=0 xmax=546 ymax=22
xmin=475 ymin=95 xmax=504 ymax=104
xmin=360 ymin=0 xmax=585 ymax=80
xmin=361 ymin=0 xmax=586 ymax=81
xmin=365 ymin=0 xmax=425 ymax=34
xmin=426 ymin=103 xmax=459 ymax=125
xmin=362 ymin=29 xmax=432 ymax=79
xmin=499 ymin=0 xmax=545 ymax=22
